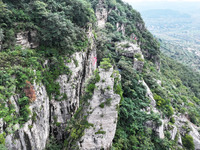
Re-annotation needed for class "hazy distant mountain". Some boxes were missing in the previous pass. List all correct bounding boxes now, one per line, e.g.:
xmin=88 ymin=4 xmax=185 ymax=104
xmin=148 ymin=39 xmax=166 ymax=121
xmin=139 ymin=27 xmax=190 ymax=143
xmin=128 ymin=1 xmax=200 ymax=14
xmin=136 ymin=4 xmax=200 ymax=72
xmin=142 ymin=9 xmax=191 ymax=18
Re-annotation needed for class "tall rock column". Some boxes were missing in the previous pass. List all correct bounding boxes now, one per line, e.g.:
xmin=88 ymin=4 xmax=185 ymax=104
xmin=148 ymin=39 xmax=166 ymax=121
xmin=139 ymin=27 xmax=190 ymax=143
xmin=78 ymin=67 xmax=121 ymax=150
xmin=96 ymin=0 xmax=108 ymax=28
xmin=5 ymin=83 xmax=50 ymax=150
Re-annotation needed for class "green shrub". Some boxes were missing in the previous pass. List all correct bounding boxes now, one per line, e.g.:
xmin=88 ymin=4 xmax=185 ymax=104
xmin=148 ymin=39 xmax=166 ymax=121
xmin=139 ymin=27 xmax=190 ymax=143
xmin=32 ymin=112 xmax=37 ymax=122
xmin=107 ymin=86 xmax=111 ymax=90
xmin=0 ymin=133 xmax=6 ymax=145
xmin=134 ymin=53 xmax=142 ymax=59
xmin=154 ymin=94 xmax=166 ymax=107
xmin=99 ymin=103 xmax=105 ymax=108
xmin=94 ymin=69 xmax=100 ymax=82
xmin=87 ymin=83 xmax=95 ymax=93
xmin=100 ymin=58 xmax=112 ymax=71
xmin=105 ymin=98 xmax=112 ymax=106
xmin=95 ymin=130 xmax=106 ymax=134
xmin=182 ymin=134 xmax=194 ymax=150
xmin=0 ymin=144 xmax=7 ymax=150
xmin=170 ymin=117 xmax=175 ymax=124
xmin=166 ymin=105 xmax=174 ymax=117
xmin=45 ymin=137 xmax=63 ymax=150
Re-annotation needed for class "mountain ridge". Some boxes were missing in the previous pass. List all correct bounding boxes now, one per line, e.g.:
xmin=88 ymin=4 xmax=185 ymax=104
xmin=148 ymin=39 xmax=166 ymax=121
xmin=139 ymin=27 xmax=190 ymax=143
xmin=0 ymin=0 xmax=200 ymax=149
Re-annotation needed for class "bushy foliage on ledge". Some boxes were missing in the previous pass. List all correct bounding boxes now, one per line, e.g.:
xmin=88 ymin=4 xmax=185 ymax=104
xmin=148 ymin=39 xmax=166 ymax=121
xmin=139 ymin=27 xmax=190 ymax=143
xmin=1 ymin=0 xmax=95 ymax=54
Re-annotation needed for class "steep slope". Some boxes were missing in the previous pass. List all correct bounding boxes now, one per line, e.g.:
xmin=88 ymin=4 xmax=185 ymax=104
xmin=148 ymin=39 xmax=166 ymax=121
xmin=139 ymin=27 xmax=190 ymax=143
xmin=0 ymin=0 xmax=200 ymax=150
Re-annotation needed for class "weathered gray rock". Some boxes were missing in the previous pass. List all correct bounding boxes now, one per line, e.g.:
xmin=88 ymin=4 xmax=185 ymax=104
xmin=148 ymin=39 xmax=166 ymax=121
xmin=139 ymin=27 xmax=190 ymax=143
xmin=96 ymin=0 xmax=108 ymax=28
xmin=133 ymin=58 xmax=144 ymax=72
xmin=5 ymin=83 xmax=50 ymax=150
xmin=116 ymin=41 xmax=144 ymax=72
xmin=78 ymin=67 xmax=121 ymax=150
xmin=141 ymin=80 xmax=165 ymax=139
xmin=0 ymin=28 xmax=3 ymax=51
xmin=16 ymin=31 xmax=38 ymax=49
xmin=2 ymin=28 xmax=97 ymax=149
xmin=51 ymin=49 xmax=97 ymax=140
xmin=170 ymin=125 xmax=178 ymax=140
xmin=117 ymin=23 xmax=126 ymax=35
xmin=175 ymin=115 xmax=200 ymax=150
xmin=0 ymin=42 xmax=2 ymax=51
xmin=0 ymin=40 xmax=2 ymax=51
xmin=141 ymin=80 xmax=158 ymax=113
xmin=156 ymin=80 xmax=162 ymax=86
xmin=116 ymin=41 xmax=142 ymax=58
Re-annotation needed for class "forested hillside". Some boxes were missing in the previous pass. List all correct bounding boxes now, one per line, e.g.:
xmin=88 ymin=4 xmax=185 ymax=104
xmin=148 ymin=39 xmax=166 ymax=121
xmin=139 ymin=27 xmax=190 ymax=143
xmin=141 ymin=8 xmax=200 ymax=72
xmin=0 ymin=0 xmax=200 ymax=150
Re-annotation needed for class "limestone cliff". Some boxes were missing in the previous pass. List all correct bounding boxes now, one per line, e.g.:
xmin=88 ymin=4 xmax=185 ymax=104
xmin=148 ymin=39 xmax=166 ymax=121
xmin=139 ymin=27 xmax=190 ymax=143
xmin=78 ymin=67 xmax=121 ymax=150
xmin=96 ymin=0 xmax=108 ymax=28
xmin=1 ymin=0 xmax=200 ymax=150
xmin=0 ymin=28 xmax=97 ymax=149
xmin=1 ymin=21 xmax=122 ymax=150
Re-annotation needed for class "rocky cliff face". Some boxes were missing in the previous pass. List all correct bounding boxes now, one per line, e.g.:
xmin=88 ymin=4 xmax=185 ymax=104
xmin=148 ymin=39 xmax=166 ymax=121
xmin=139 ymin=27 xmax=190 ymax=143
xmin=116 ymin=41 xmax=144 ymax=72
xmin=0 ymin=28 xmax=3 ymax=51
xmin=1 ymin=20 xmax=122 ymax=149
xmin=50 ymin=37 xmax=97 ymax=141
xmin=1 ymin=0 xmax=200 ymax=149
xmin=1 ymin=28 xmax=97 ymax=149
xmin=96 ymin=0 xmax=108 ymax=28
xmin=78 ymin=67 xmax=121 ymax=150
xmin=16 ymin=31 xmax=39 ymax=49
xmin=5 ymin=83 xmax=49 ymax=150
xmin=143 ymin=75 xmax=200 ymax=149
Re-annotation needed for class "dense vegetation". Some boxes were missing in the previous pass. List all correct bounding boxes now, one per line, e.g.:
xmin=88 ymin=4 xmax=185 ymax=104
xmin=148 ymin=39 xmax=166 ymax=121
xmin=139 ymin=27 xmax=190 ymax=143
xmin=0 ymin=0 xmax=200 ymax=149
xmin=0 ymin=0 xmax=95 ymax=146
xmin=142 ymin=8 xmax=200 ymax=72
xmin=0 ymin=0 xmax=95 ymax=53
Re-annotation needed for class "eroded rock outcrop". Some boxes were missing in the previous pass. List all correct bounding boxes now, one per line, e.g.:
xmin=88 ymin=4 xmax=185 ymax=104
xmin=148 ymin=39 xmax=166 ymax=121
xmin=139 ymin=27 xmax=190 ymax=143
xmin=116 ymin=41 xmax=141 ymax=58
xmin=50 ymin=47 xmax=97 ymax=140
xmin=78 ymin=67 xmax=121 ymax=150
xmin=141 ymin=80 xmax=165 ymax=139
xmin=175 ymin=115 xmax=200 ymax=149
xmin=116 ymin=23 xmax=126 ymax=36
xmin=0 ymin=28 xmax=3 ymax=51
xmin=5 ymin=83 xmax=49 ymax=150
xmin=96 ymin=0 xmax=108 ymax=28
xmin=2 ymin=28 xmax=97 ymax=149
xmin=116 ymin=41 xmax=144 ymax=72
xmin=16 ymin=31 xmax=38 ymax=49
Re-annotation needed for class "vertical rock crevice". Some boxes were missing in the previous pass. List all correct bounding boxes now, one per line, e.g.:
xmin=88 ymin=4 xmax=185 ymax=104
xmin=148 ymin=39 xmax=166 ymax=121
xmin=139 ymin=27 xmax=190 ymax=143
xmin=78 ymin=67 xmax=121 ymax=150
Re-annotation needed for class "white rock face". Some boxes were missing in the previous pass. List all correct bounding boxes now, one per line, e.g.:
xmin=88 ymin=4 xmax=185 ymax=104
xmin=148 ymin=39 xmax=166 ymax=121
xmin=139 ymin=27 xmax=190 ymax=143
xmin=116 ymin=41 xmax=142 ymax=58
xmin=0 ymin=41 xmax=2 ymax=51
xmin=5 ymin=83 xmax=49 ymax=150
xmin=141 ymin=80 xmax=165 ymax=139
xmin=141 ymin=80 xmax=158 ymax=113
xmin=16 ymin=31 xmax=38 ymax=49
xmin=0 ymin=28 xmax=3 ymax=51
xmin=51 ymin=49 xmax=97 ymax=140
xmin=96 ymin=0 xmax=108 ymax=28
xmin=170 ymin=125 xmax=178 ymax=140
xmin=2 ymin=27 xmax=97 ymax=149
xmin=116 ymin=41 xmax=144 ymax=72
xmin=117 ymin=23 xmax=126 ymax=35
xmin=175 ymin=115 xmax=200 ymax=150
xmin=190 ymin=124 xmax=200 ymax=150
xmin=79 ymin=67 xmax=121 ymax=150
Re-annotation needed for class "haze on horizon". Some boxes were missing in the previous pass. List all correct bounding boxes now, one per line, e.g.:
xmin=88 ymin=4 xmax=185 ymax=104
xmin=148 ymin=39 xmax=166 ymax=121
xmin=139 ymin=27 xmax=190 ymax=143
xmin=123 ymin=0 xmax=200 ymax=13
